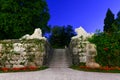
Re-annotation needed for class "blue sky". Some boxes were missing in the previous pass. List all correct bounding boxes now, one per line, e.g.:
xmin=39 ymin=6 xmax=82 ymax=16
xmin=46 ymin=0 xmax=120 ymax=33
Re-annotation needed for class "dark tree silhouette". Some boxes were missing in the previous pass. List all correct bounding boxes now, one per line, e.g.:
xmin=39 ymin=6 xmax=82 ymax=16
xmin=49 ymin=25 xmax=76 ymax=48
xmin=112 ymin=11 xmax=120 ymax=32
xmin=103 ymin=8 xmax=115 ymax=33
xmin=0 ymin=0 xmax=50 ymax=39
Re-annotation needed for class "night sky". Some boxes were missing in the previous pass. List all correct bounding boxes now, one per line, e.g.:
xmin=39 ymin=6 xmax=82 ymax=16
xmin=46 ymin=0 xmax=120 ymax=33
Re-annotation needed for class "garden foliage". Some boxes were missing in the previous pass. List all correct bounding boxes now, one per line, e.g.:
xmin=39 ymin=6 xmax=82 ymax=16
xmin=89 ymin=9 xmax=120 ymax=67
xmin=89 ymin=32 xmax=120 ymax=67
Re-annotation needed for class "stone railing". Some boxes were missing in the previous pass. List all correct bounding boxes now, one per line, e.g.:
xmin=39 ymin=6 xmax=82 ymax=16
xmin=0 ymin=39 xmax=52 ymax=68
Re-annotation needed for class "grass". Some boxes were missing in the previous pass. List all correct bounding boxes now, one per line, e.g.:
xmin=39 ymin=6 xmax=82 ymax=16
xmin=70 ymin=65 xmax=120 ymax=73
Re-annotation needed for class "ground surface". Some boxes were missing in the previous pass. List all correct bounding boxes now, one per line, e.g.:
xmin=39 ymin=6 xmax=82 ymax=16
xmin=0 ymin=49 xmax=120 ymax=80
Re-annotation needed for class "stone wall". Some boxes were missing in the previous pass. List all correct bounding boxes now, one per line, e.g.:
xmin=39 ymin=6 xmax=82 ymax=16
xmin=68 ymin=36 xmax=96 ymax=65
xmin=68 ymin=27 xmax=100 ymax=68
xmin=0 ymin=39 xmax=52 ymax=68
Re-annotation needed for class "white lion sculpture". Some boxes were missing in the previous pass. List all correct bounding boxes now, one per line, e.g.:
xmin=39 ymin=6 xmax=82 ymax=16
xmin=20 ymin=28 xmax=46 ymax=40
xmin=72 ymin=26 xmax=94 ymax=40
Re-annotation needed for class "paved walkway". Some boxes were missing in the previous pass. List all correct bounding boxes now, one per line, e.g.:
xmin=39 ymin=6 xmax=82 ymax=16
xmin=0 ymin=49 xmax=120 ymax=80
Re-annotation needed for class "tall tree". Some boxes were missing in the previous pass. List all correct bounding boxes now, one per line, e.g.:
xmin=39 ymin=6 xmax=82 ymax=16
xmin=0 ymin=0 xmax=50 ymax=39
xmin=49 ymin=26 xmax=64 ymax=48
xmin=103 ymin=8 xmax=115 ymax=33
xmin=112 ymin=11 xmax=120 ymax=32
xmin=64 ymin=25 xmax=76 ymax=46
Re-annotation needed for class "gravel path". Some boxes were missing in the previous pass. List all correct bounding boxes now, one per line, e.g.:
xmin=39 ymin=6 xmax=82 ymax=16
xmin=0 ymin=49 xmax=120 ymax=80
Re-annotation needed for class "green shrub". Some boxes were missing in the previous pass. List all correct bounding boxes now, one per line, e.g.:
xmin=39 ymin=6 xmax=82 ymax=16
xmin=88 ymin=32 xmax=120 ymax=67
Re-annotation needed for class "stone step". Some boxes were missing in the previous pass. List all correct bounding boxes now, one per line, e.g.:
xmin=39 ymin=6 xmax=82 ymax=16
xmin=49 ymin=49 xmax=71 ymax=68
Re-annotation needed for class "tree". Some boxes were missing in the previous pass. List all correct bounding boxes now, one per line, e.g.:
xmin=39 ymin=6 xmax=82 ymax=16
xmin=112 ymin=11 xmax=120 ymax=32
xmin=49 ymin=26 xmax=64 ymax=48
xmin=0 ymin=0 xmax=50 ymax=39
xmin=49 ymin=25 xmax=76 ymax=48
xmin=64 ymin=25 xmax=76 ymax=46
xmin=103 ymin=8 xmax=115 ymax=33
